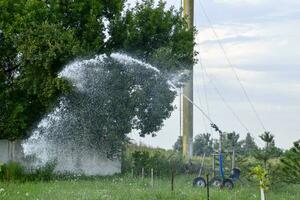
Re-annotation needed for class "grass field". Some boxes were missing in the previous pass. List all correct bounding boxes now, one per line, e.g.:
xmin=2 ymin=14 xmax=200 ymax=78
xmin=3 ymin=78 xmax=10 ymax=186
xmin=0 ymin=175 xmax=299 ymax=200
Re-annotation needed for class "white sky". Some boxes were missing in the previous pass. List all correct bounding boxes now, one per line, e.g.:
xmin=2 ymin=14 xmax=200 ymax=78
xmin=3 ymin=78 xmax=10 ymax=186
xmin=129 ymin=0 xmax=300 ymax=149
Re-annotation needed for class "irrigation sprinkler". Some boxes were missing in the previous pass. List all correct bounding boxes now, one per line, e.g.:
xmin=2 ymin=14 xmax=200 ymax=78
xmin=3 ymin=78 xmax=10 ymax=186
xmin=210 ymin=124 xmax=240 ymax=190
xmin=193 ymin=124 xmax=241 ymax=190
xmin=193 ymin=153 xmax=207 ymax=187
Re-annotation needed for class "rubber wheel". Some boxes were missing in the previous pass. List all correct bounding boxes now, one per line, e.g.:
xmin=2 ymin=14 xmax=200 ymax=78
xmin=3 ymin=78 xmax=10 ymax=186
xmin=193 ymin=177 xmax=207 ymax=187
xmin=223 ymin=179 xmax=234 ymax=190
xmin=209 ymin=177 xmax=223 ymax=188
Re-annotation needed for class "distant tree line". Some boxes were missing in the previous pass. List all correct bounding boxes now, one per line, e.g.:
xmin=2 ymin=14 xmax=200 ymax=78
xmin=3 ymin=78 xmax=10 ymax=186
xmin=174 ymin=131 xmax=300 ymax=185
xmin=174 ymin=132 xmax=282 ymax=157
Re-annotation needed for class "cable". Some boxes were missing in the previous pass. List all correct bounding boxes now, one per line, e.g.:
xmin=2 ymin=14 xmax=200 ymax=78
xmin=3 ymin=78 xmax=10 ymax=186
xmin=197 ymin=45 xmax=250 ymax=132
xmin=198 ymin=0 xmax=267 ymax=132
xmin=194 ymin=68 xmax=209 ymax=133
xmin=201 ymin=56 xmax=250 ymax=133
xmin=198 ymin=48 xmax=214 ymax=135
xmin=169 ymin=82 xmax=221 ymax=132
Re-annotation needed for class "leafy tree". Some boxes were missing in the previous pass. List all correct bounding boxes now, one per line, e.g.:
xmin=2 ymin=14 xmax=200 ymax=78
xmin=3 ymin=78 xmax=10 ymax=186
xmin=280 ymin=140 xmax=300 ymax=184
xmin=227 ymin=132 xmax=240 ymax=148
xmin=240 ymin=133 xmax=258 ymax=156
xmin=108 ymin=0 xmax=195 ymax=71
xmin=0 ymin=0 xmax=195 ymax=143
xmin=173 ymin=136 xmax=183 ymax=153
xmin=193 ymin=133 xmax=213 ymax=156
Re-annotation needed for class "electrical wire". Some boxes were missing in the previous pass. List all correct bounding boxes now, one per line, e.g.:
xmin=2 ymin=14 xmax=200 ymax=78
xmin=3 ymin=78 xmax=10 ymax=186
xmin=199 ymin=51 xmax=250 ymax=133
xmin=198 ymin=49 xmax=214 ymax=135
xmin=194 ymin=67 xmax=209 ymax=133
xmin=198 ymin=0 xmax=267 ymax=132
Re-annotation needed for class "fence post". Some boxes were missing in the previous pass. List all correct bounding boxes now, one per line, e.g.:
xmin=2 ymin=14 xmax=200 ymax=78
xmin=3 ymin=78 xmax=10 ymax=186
xmin=150 ymin=168 xmax=154 ymax=188
xmin=142 ymin=167 xmax=144 ymax=181
xmin=206 ymin=174 xmax=210 ymax=200
xmin=171 ymin=168 xmax=175 ymax=191
xmin=131 ymin=167 xmax=134 ymax=178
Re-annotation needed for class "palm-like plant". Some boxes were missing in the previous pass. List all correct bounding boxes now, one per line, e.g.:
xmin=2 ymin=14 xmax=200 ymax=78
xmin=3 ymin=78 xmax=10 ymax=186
xmin=259 ymin=132 xmax=274 ymax=169
xmin=260 ymin=132 xmax=274 ymax=149
xmin=228 ymin=132 xmax=240 ymax=148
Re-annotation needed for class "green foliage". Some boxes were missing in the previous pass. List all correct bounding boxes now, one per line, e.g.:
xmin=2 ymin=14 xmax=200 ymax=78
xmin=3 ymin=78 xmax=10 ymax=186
xmin=0 ymin=161 xmax=57 ymax=182
xmin=250 ymin=165 xmax=269 ymax=191
xmin=240 ymin=133 xmax=258 ymax=156
xmin=260 ymin=132 xmax=274 ymax=148
xmin=254 ymin=132 xmax=282 ymax=169
xmin=280 ymin=140 xmax=300 ymax=184
xmin=173 ymin=136 xmax=183 ymax=153
xmin=1 ymin=175 xmax=300 ymax=200
xmin=33 ymin=162 xmax=56 ymax=182
xmin=0 ymin=0 xmax=195 ymax=142
xmin=0 ymin=162 xmax=24 ymax=182
xmin=123 ymin=144 xmax=185 ymax=176
xmin=193 ymin=133 xmax=213 ymax=156
xmin=108 ymin=0 xmax=195 ymax=71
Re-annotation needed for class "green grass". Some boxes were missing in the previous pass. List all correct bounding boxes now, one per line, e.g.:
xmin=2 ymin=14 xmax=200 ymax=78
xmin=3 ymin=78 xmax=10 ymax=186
xmin=0 ymin=175 xmax=299 ymax=200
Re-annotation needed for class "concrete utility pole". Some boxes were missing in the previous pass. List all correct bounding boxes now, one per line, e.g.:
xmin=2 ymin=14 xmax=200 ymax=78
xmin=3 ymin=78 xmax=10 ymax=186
xmin=182 ymin=0 xmax=194 ymax=159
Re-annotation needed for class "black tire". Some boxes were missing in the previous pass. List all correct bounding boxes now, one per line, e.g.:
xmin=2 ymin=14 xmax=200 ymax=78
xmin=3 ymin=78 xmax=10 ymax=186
xmin=209 ymin=177 xmax=223 ymax=188
xmin=193 ymin=177 xmax=207 ymax=187
xmin=223 ymin=179 xmax=234 ymax=190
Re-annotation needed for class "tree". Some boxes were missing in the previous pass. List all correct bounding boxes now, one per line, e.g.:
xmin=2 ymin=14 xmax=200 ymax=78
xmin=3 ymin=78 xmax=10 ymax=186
xmin=260 ymin=132 xmax=274 ymax=150
xmin=193 ymin=133 xmax=213 ymax=156
xmin=0 ymin=0 xmax=195 ymax=143
xmin=280 ymin=140 xmax=300 ymax=184
xmin=173 ymin=136 xmax=183 ymax=153
xmin=241 ymin=133 xmax=258 ymax=156
xmin=108 ymin=0 xmax=195 ymax=71
xmin=250 ymin=165 xmax=269 ymax=200
xmin=227 ymin=132 xmax=240 ymax=169
xmin=255 ymin=132 xmax=282 ymax=171
xmin=258 ymin=132 xmax=274 ymax=169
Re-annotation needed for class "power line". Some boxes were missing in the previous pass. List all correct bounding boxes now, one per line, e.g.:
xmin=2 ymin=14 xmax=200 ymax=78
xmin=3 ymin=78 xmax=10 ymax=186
xmin=198 ymin=0 xmax=267 ymax=132
xmin=194 ymin=67 xmax=209 ymax=133
xmin=198 ymin=49 xmax=214 ymax=135
xmin=200 ymin=54 xmax=250 ymax=133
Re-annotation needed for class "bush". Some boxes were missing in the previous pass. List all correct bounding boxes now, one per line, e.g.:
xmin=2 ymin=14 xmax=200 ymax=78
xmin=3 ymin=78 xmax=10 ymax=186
xmin=0 ymin=162 xmax=25 ymax=182
xmin=0 ymin=161 xmax=57 ymax=182
xmin=34 ymin=162 xmax=57 ymax=181
xmin=122 ymin=144 xmax=186 ymax=177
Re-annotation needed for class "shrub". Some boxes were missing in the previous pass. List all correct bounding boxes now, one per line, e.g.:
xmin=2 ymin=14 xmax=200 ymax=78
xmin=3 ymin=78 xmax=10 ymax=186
xmin=35 ymin=162 xmax=57 ymax=181
xmin=0 ymin=161 xmax=57 ymax=182
xmin=122 ymin=144 xmax=186 ymax=177
xmin=0 ymin=162 xmax=25 ymax=182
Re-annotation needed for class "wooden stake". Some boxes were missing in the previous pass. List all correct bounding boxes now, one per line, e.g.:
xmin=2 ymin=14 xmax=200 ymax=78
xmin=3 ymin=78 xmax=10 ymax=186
xmin=171 ymin=169 xmax=175 ymax=191
xmin=206 ymin=174 xmax=210 ymax=200
xmin=151 ymin=168 xmax=154 ymax=188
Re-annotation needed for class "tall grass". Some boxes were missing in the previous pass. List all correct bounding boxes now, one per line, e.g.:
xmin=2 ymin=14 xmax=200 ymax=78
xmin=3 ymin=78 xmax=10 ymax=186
xmin=0 ymin=175 xmax=299 ymax=200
